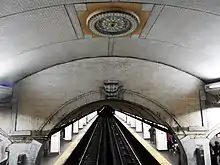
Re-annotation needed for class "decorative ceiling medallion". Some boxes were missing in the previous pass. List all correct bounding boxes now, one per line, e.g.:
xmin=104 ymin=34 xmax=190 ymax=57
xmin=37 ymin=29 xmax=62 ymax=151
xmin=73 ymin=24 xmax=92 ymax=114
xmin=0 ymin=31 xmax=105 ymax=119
xmin=87 ymin=9 xmax=140 ymax=37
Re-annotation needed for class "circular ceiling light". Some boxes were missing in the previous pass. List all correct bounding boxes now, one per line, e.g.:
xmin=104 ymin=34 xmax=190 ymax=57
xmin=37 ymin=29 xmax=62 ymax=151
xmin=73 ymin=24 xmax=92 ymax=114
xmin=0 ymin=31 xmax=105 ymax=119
xmin=87 ymin=9 xmax=140 ymax=37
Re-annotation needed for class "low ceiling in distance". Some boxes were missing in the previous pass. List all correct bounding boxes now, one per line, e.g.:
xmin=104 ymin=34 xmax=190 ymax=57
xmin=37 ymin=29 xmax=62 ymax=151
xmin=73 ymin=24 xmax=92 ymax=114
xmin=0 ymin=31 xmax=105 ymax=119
xmin=52 ymin=100 xmax=172 ymax=135
xmin=0 ymin=0 xmax=220 ymax=84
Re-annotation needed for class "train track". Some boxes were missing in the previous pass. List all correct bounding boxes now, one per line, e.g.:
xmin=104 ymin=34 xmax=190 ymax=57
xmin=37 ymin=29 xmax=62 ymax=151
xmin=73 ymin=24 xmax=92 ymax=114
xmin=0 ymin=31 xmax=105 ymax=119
xmin=108 ymin=117 xmax=142 ymax=165
xmin=79 ymin=118 xmax=103 ymax=165
xmin=64 ymin=107 xmax=160 ymax=165
xmin=78 ymin=116 xmax=142 ymax=165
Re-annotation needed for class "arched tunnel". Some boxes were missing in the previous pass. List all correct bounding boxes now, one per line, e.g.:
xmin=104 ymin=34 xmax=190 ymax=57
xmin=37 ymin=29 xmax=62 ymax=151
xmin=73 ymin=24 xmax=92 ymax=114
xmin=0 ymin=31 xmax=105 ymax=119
xmin=0 ymin=1 xmax=220 ymax=165
xmin=47 ymin=98 xmax=188 ymax=165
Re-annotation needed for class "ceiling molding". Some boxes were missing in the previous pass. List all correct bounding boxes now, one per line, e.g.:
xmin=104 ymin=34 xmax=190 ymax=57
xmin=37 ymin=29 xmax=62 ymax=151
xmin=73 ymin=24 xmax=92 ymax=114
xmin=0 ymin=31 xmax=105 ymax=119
xmin=1 ymin=1 xmax=219 ymax=84
xmin=14 ymin=56 xmax=205 ymax=84
xmin=1 ymin=1 xmax=220 ymax=20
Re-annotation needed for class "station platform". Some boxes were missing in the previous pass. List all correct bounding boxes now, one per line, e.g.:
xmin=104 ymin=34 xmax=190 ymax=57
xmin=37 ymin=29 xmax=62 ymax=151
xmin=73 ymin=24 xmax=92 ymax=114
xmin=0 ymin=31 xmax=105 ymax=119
xmin=116 ymin=115 xmax=178 ymax=165
xmin=42 ymin=113 xmax=178 ymax=165
xmin=41 ymin=117 xmax=97 ymax=165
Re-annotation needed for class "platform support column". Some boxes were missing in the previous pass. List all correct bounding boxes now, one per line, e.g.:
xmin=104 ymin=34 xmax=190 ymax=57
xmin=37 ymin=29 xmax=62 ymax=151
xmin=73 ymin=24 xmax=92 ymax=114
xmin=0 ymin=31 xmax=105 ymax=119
xmin=155 ymin=128 xmax=168 ymax=150
xmin=50 ymin=131 xmax=60 ymax=154
xmin=88 ymin=111 xmax=97 ymax=122
xmin=87 ymin=114 xmax=90 ymax=122
xmin=73 ymin=121 xmax=79 ymax=134
xmin=83 ymin=116 xmax=87 ymax=126
xmin=181 ymin=136 xmax=211 ymax=165
xmin=122 ymin=113 xmax=126 ymax=122
xmin=86 ymin=115 xmax=88 ymax=123
xmin=135 ymin=119 xmax=142 ymax=132
xmin=127 ymin=115 xmax=131 ymax=125
xmin=115 ymin=111 xmax=126 ymax=121
xmin=79 ymin=118 xmax=84 ymax=129
xmin=143 ymin=123 xmax=151 ymax=139
xmin=130 ymin=116 xmax=136 ymax=128
xmin=87 ymin=114 xmax=91 ymax=122
xmin=64 ymin=124 xmax=72 ymax=141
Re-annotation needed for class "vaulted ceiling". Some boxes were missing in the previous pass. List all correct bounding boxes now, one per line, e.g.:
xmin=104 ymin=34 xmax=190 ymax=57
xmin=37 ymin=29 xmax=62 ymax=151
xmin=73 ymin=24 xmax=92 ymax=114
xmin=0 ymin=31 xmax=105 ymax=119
xmin=0 ymin=0 xmax=220 ymax=85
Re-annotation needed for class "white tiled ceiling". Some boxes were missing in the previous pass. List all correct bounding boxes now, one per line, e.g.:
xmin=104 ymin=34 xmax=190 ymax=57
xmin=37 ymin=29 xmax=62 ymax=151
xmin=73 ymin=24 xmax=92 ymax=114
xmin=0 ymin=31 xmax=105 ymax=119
xmin=147 ymin=6 xmax=220 ymax=57
xmin=0 ymin=0 xmax=81 ymax=17
xmin=119 ymin=0 xmax=220 ymax=14
xmin=0 ymin=38 xmax=109 ymax=82
xmin=141 ymin=4 xmax=154 ymax=11
xmin=0 ymin=0 xmax=220 ymax=18
xmin=0 ymin=6 xmax=77 ymax=60
xmin=140 ymin=5 xmax=164 ymax=38
xmin=113 ymin=38 xmax=220 ymax=80
xmin=0 ymin=0 xmax=110 ymax=17
xmin=0 ymin=0 xmax=220 ymax=83
xmin=14 ymin=57 xmax=202 ymax=123
xmin=75 ymin=4 xmax=87 ymax=11
xmin=65 ymin=4 xmax=84 ymax=39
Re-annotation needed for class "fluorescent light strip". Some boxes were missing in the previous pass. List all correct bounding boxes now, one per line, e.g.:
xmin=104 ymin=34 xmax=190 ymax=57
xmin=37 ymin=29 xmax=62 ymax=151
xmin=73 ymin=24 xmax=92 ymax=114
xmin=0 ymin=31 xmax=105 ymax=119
xmin=208 ymin=83 xmax=220 ymax=89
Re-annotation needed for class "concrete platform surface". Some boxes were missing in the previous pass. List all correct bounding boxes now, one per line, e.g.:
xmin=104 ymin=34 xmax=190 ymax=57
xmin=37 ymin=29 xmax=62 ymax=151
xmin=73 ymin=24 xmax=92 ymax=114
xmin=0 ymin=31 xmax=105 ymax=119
xmin=115 ymin=116 xmax=173 ymax=165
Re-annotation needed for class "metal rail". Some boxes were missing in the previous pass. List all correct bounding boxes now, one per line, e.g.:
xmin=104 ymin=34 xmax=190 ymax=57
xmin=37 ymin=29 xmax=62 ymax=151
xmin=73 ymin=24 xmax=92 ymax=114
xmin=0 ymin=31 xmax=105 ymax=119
xmin=79 ymin=121 xmax=100 ymax=165
xmin=79 ymin=117 xmax=142 ymax=165
xmin=110 ymin=119 xmax=125 ymax=165
xmin=107 ymin=118 xmax=118 ymax=165
xmin=115 ymin=121 xmax=142 ymax=165
xmin=110 ymin=118 xmax=142 ymax=165
xmin=96 ymin=122 xmax=103 ymax=165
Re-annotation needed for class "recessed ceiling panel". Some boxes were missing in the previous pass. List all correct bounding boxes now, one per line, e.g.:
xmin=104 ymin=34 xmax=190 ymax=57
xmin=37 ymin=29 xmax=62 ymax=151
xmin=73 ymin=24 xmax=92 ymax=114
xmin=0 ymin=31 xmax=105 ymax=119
xmin=147 ymin=6 xmax=220 ymax=57
xmin=0 ymin=0 xmax=81 ymax=17
xmin=119 ymin=0 xmax=220 ymax=14
xmin=140 ymin=5 xmax=163 ymax=38
xmin=0 ymin=0 xmax=110 ymax=17
xmin=1 ymin=0 xmax=220 ymax=18
xmin=0 ymin=6 xmax=77 ymax=60
xmin=77 ymin=2 xmax=151 ymax=38
xmin=113 ymin=38 xmax=220 ymax=80
xmin=65 ymin=4 xmax=84 ymax=39
xmin=0 ymin=38 xmax=108 ymax=82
